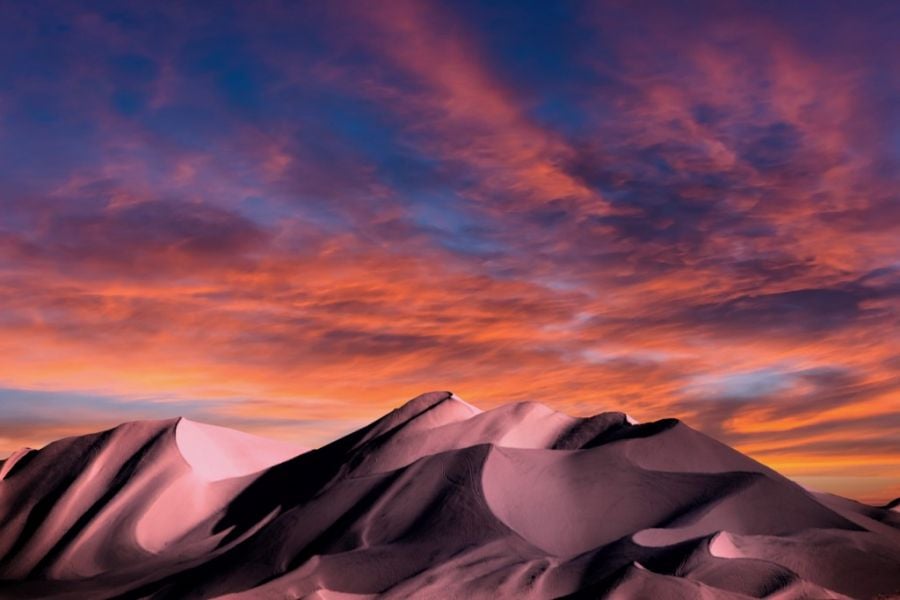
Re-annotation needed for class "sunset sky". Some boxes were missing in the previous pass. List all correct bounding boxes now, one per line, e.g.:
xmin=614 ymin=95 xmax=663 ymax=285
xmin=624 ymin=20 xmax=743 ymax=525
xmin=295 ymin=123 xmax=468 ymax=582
xmin=1 ymin=1 xmax=898 ymax=503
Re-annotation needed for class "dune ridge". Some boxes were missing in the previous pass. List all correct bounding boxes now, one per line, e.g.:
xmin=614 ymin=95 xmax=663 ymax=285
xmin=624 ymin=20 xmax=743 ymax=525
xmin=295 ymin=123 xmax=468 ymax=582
xmin=0 ymin=391 xmax=898 ymax=599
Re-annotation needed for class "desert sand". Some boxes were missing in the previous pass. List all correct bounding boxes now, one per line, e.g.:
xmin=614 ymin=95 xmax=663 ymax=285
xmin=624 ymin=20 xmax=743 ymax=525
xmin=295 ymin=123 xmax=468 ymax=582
xmin=1 ymin=391 xmax=898 ymax=599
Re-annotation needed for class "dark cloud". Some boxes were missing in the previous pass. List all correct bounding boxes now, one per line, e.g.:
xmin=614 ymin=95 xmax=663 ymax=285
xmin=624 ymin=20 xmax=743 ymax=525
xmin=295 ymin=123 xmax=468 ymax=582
xmin=8 ymin=197 xmax=268 ymax=276
xmin=688 ymin=278 xmax=899 ymax=335
xmin=738 ymin=121 xmax=804 ymax=173
xmin=316 ymin=329 xmax=445 ymax=356
xmin=728 ymin=256 xmax=816 ymax=283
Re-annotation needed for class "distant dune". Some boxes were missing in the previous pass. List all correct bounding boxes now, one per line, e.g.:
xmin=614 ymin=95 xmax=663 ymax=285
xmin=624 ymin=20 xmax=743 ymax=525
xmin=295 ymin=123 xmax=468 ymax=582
xmin=1 ymin=391 xmax=898 ymax=599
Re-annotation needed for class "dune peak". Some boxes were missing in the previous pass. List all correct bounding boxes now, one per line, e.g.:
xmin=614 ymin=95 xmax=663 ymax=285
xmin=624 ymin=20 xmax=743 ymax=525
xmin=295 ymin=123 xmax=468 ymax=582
xmin=174 ymin=417 xmax=305 ymax=481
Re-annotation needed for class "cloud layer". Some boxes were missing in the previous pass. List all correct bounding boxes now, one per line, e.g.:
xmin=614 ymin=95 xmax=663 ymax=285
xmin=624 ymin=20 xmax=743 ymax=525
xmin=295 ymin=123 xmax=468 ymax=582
xmin=1 ymin=0 xmax=898 ymax=502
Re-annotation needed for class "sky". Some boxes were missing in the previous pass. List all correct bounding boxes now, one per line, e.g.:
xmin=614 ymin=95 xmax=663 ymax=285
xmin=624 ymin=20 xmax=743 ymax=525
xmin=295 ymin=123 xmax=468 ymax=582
xmin=0 ymin=0 xmax=898 ymax=503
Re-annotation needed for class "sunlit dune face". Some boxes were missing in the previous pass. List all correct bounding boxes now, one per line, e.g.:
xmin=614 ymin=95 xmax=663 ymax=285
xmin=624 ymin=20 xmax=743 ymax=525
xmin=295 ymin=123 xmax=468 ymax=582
xmin=0 ymin=1 xmax=897 ymax=503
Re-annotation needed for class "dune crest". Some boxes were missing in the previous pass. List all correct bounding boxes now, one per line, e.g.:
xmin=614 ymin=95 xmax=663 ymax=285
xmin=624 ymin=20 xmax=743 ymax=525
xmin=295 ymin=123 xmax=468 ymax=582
xmin=1 ymin=392 xmax=898 ymax=599
xmin=0 ymin=447 xmax=34 ymax=481
xmin=175 ymin=418 xmax=306 ymax=481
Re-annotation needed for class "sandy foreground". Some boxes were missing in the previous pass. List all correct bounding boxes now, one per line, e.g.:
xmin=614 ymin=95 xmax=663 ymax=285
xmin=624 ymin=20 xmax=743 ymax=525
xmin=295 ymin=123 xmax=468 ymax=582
xmin=1 ymin=391 xmax=898 ymax=599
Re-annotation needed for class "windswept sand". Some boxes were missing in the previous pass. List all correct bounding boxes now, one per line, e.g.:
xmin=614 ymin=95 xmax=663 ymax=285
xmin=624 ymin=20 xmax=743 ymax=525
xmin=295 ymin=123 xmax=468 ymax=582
xmin=1 ymin=392 xmax=898 ymax=599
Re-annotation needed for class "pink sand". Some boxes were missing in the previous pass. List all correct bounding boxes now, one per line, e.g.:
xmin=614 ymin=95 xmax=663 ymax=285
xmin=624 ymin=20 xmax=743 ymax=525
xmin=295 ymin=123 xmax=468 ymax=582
xmin=0 ymin=391 xmax=897 ymax=599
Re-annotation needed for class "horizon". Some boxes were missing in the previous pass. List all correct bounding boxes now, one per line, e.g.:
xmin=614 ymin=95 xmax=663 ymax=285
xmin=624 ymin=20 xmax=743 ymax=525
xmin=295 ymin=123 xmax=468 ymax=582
xmin=1 ymin=1 xmax=898 ymax=505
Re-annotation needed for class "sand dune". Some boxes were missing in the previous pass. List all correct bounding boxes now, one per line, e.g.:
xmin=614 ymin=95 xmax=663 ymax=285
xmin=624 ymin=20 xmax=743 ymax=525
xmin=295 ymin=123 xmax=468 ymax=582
xmin=1 ymin=391 xmax=898 ymax=599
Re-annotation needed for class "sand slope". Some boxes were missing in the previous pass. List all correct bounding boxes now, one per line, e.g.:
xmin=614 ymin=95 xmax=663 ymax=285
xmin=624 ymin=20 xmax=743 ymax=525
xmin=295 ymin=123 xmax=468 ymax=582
xmin=0 ymin=391 xmax=898 ymax=599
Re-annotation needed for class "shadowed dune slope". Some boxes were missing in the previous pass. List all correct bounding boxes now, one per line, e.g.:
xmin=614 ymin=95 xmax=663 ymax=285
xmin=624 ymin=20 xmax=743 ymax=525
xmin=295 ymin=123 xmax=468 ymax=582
xmin=1 ymin=391 xmax=898 ymax=599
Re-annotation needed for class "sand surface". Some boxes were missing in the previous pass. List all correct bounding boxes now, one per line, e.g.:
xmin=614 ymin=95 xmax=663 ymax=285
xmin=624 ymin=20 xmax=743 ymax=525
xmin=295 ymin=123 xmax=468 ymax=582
xmin=1 ymin=391 xmax=898 ymax=598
